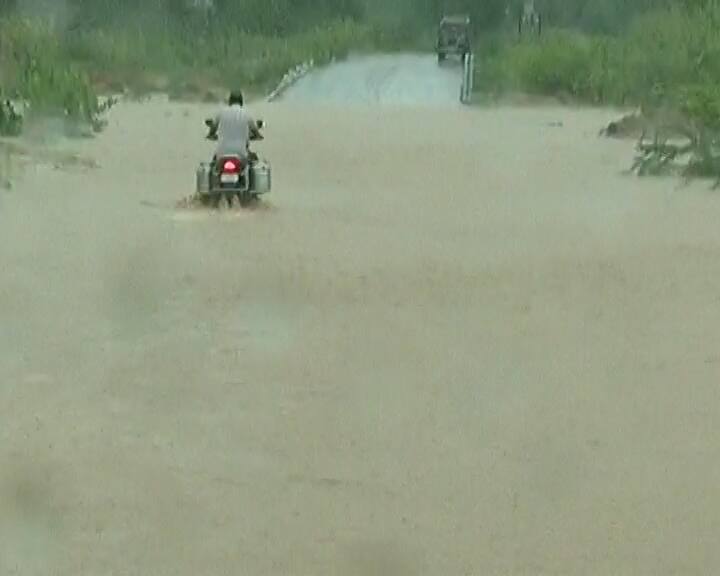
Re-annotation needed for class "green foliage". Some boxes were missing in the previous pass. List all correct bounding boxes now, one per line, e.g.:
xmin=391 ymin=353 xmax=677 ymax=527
xmin=680 ymin=85 xmax=720 ymax=130
xmin=482 ymin=3 xmax=720 ymax=105
xmin=536 ymin=0 xmax=675 ymax=33
xmin=502 ymin=32 xmax=595 ymax=98
xmin=0 ymin=101 xmax=23 ymax=136
xmin=474 ymin=0 xmax=720 ymax=181
xmin=0 ymin=17 xmax=104 ymax=129
xmin=0 ymin=1 xmax=412 ymax=137
xmin=5 ymin=0 xmax=720 ymax=184
xmin=63 ymin=18 xmax=382 ymax=95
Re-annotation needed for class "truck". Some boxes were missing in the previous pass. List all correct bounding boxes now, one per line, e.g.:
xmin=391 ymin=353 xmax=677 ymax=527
xmin=436 ymin=14 xmax=471 ymax=64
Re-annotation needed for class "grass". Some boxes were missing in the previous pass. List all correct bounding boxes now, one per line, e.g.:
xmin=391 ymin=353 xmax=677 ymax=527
xmin=64 ymin=19 xmax=388 ymax=97
xmin=0 ymin=13 xmax=416 ymax=138
xmin=5 ymin=2 xmax=719 ymax=182
xmin=475 ymin=4 xmax=720 ymax=181
xmin=478 ymin=5 xmax=720 ymax=107
xmin=0 ymin=18 xmax=105 ymax=130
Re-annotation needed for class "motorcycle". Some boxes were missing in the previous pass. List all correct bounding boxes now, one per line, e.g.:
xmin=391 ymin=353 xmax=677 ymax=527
xmin=195 ymin=118 xmax=272 ymax=207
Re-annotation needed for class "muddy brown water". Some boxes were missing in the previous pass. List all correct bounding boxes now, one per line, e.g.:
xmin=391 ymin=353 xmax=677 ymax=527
xmin=2 ymin=69 xmax=720 ymax=575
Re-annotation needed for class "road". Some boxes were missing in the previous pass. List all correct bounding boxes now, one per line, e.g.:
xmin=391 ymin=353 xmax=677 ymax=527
xmin=2 ymin=57 xmax=720 ymax=575
xmin=279 ymin=53 xmax=463 ymax=106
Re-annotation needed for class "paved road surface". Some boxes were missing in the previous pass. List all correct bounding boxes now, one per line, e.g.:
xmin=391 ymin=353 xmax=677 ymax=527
xmin=279 ymin=53 xmax=463 ymax=106
xmin=2 ymin=58 xmax=720 ymax=576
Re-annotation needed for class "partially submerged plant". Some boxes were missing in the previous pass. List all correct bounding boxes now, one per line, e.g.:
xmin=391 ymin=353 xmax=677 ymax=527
xmin=0 ymin=98 xmax=23 ymax=137
xmin=631 ymin=85 xmax=720 ymax=185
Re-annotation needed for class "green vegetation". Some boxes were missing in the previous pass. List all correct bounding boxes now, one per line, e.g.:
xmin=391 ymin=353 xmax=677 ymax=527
xmin=479 ymin=4 xmax=720 ymax=106
xmin=0 ymin=0 xmax=477 ymax=135
xmin=61 ymin=0 xmax=503 ymax=97
xmin=0 ymin=17 xmax=105 ymax=132
xmin=475 ymin=0 xmax=720 ymax=180
xmin=2 ymin=0 xmax=720 ymax=180
xmin=64 ymin=20 xmax=385 ymax=98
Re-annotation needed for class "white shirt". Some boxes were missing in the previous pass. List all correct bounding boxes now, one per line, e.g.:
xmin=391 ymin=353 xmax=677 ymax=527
xmin=214 ymin=104 xmax=256 ymax=157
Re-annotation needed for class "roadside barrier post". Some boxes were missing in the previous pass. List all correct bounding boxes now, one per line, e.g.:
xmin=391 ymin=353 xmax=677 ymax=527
xmin=461 ymin=52 xmax=474 ymax=104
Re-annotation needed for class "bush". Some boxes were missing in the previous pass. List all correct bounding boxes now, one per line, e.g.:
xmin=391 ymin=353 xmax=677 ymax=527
xmin=1 ymin=0 xmax=443 ymax=137
xmin=64 ymin=18 xmax=382 ymax=95
xmin=0 ymin=11 xmax=394 ymax=138
xmin=504 ymin=32 xmax=596 ymax=98
xmin=474 ymin=2 xmax=720 ymax=181
xmin=0 ymin=17 xmax=104 ymax=128
xmin=480 ymin=3 xmax=720 ymax=107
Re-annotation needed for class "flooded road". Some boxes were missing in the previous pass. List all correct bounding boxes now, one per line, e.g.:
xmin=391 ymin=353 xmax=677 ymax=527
xmin=2 ymin=61 xmax=720 ymax=575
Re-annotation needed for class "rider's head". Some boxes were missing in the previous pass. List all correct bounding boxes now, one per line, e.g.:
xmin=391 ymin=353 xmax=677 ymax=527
xmin=228 ymin=90 xmax=244 ymax=107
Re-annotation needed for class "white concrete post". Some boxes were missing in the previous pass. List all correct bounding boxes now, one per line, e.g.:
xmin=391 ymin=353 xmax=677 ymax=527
xmin=461 ymin=52 xmax=474 ymax=104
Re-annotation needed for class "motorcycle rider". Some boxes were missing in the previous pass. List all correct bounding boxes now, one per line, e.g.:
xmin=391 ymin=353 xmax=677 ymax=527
xmin=207 ymin=90 xmax=261 ymax=164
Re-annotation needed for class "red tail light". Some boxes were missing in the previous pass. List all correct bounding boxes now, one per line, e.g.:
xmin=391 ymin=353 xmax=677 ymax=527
xmin=219 ymin=158 xmax=242 ymax=173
